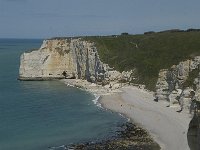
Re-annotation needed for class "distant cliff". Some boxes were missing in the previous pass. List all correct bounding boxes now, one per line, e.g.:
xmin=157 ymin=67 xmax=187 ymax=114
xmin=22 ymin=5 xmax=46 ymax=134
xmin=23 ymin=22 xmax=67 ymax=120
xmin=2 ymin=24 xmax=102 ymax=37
xmin=19 ymin=38 xmax=131 ymax=83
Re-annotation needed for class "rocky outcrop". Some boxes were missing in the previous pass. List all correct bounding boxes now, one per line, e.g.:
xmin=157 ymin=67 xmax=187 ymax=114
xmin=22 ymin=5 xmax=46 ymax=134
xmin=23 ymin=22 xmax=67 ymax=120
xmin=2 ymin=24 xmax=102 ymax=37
xmin=19 ymin=38 xmax=132 ymax=85
xmin=155 ymin=69 xmax=169 ymax=101
xmin=195 ymin=73 xmax=200 ymax=102
xmin=155 ymin=56 xmax=200 ymax=111
xmin=65 ymin=123 xmax=160 ymax=150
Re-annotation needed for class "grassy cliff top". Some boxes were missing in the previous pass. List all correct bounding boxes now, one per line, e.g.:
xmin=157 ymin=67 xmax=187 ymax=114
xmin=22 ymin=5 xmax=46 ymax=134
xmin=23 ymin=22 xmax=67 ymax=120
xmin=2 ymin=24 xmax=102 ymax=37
xmin=83 ymin=30 xmax=200 ymax=90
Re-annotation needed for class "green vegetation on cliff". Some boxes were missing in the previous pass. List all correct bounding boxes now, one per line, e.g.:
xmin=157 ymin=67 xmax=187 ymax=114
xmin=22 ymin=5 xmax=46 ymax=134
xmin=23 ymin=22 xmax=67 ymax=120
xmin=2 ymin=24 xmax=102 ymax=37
xmin=84 ymin=30 xmax=200 ymax=90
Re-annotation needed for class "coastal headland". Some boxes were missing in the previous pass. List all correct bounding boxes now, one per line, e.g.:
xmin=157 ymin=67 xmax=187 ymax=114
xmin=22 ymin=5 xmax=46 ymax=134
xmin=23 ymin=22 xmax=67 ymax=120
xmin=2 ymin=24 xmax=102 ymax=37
xmin=19 ymin=30 xmax=200 ymax=149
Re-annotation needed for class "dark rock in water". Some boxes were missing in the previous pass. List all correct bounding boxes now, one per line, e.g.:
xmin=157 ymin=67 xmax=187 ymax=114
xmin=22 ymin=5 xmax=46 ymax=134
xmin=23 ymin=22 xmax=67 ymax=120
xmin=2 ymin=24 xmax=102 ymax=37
xmin=64 ymin=122 xmax=160 ymax=150
xmin=187 ymin=113 xmax=200 ymax=150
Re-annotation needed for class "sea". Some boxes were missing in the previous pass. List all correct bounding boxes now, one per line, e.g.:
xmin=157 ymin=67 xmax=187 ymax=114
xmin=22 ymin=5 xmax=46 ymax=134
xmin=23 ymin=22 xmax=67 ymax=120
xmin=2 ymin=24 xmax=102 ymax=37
xmin=0 ymin=39 xmax=126 ymax=150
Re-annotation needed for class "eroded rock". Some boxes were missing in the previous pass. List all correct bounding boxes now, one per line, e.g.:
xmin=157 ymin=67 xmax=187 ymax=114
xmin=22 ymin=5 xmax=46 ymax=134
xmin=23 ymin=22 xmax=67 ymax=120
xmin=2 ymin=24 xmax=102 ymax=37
xmin=155 ymin=56 xmax=200 ymax=111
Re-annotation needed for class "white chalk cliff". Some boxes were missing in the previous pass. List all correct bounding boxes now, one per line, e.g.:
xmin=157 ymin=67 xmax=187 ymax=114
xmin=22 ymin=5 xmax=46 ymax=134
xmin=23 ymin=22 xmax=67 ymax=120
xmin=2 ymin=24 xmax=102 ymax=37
xmin=19 ymin=38 xmax=131 ymax=84
xmin=155 ymin=56 xmax=200 ymax=110
xmin=19 ymin=38 xmax=200 ymax=110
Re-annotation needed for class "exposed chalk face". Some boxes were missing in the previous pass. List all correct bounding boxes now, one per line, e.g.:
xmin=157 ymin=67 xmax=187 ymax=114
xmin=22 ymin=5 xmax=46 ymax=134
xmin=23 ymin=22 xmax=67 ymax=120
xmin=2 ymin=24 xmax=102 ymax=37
xmin=155 ymin=56 xmax=200 ymax=110
xmin=19 ymin=38 xmax=106 ymax=80
xmin=19 ymin=38 xmax=134 ymax=83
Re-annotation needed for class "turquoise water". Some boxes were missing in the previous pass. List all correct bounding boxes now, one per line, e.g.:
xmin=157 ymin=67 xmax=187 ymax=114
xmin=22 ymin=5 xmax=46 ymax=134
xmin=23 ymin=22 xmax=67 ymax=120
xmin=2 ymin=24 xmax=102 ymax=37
xmin=0 ymin=39 xmax=126 ymax=150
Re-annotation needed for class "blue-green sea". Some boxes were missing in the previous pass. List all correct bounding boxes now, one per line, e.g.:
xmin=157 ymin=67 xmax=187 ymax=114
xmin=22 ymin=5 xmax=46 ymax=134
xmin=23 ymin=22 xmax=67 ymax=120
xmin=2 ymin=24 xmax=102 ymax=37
xmin=0 ymin=39 xmax=126 ymax=150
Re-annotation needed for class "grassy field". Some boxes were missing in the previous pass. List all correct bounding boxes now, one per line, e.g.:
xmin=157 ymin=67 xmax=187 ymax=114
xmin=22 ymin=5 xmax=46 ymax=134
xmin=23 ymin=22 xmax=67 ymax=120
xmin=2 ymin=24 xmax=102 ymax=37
xmin=84 ymin=30 xmax=200 ymax=91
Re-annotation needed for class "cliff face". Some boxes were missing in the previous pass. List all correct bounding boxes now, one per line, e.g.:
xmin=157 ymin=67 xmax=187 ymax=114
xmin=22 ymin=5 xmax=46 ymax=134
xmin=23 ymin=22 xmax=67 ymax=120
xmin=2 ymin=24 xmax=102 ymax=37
xmin=20 ymin=38 xmax=106 ymax=81
xmin=19 ymin=37 xmax=200 ymax=110
xmin=19 ymin=38 xmax=131 ymax=83
xmin=155 ymin=56 xmax=200 ymax=110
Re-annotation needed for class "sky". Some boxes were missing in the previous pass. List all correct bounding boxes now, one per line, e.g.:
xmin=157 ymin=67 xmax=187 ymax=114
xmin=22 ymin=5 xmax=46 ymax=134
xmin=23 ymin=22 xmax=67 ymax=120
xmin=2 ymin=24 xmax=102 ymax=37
xmin=0 ymin=0 xmax=200 ymax=38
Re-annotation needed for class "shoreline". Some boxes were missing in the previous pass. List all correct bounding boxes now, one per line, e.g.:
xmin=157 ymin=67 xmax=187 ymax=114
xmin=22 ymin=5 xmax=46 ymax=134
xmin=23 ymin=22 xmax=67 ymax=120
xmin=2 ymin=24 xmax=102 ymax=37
xmin=99 ymin=86 xmax=192 ymax=150
xmin=62 ymin=79 xmax=192 ymax=150
xmin=18 ymin=77 xmax=65 ymax=81
xmin=65 ymin=122 xmax=160 ymax=150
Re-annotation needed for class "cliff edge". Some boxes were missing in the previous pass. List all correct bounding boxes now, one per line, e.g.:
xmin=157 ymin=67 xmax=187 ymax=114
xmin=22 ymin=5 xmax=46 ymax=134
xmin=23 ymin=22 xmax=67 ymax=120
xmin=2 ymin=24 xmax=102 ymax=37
xmin=19 ymin=38 xmax=131 ymax=84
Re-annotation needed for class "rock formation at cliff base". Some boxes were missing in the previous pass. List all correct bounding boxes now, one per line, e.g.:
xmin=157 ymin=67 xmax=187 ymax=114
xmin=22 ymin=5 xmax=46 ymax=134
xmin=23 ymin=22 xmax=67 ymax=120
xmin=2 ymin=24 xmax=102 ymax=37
xmin=155 ymin=56 xmax=200 ymax=111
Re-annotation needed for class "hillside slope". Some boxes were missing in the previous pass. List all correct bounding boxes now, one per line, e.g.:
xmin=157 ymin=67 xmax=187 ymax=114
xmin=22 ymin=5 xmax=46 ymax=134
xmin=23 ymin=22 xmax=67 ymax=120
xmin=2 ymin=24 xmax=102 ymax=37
xmin=84 ymin=31 xmax=200 ymax=90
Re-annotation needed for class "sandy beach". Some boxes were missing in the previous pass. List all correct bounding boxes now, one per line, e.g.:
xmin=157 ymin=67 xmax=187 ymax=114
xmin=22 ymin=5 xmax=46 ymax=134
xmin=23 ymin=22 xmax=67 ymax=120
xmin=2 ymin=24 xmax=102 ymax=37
xmin=100 ymin=86 xmax=192 ymax=150
xmin=63 ymin=79 xmax=192 ymax=150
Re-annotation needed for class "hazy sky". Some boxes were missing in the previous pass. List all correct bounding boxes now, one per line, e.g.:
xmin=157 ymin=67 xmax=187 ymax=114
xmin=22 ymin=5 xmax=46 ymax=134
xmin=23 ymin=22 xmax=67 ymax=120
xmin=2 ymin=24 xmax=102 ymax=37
xmin=0 ymin=0 xmax=199 ymax=38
